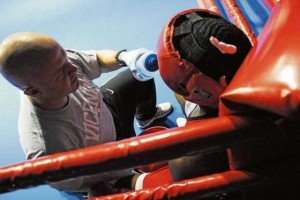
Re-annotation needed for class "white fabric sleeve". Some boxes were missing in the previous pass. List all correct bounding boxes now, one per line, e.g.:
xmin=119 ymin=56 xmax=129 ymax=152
xmin=134 ymin=173 xmax=149 ymax=190
xmin=66 ymin=49 xmax=102 ymax=80
xmin=18 ymin=93 xmax=46 ymax=160
xmin=184 ymin=101 xmax=205 ymax=118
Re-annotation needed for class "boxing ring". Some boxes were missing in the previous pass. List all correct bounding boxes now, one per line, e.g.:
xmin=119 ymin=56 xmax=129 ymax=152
xmin=1 ymin=0 xmax=299 ymax=199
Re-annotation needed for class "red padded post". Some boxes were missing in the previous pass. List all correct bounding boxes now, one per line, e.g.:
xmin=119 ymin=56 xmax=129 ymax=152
xmin=219 ymin=0 xmax=300 ymax=119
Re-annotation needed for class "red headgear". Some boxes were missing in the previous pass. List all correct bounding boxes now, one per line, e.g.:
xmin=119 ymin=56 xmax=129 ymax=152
xmin=157 ymin=9 xmax=226 ymax=108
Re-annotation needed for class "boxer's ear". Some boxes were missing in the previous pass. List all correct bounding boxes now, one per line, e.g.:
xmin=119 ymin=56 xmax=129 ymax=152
xmin=210 ymin=36 xmax=237 ymax=54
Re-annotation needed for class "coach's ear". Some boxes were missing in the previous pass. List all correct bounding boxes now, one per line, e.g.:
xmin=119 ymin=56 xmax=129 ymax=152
xmin=210 ymin=36 xmax=237 ymax=54
xmin=23 ymin=86 xmax=42 ymax=97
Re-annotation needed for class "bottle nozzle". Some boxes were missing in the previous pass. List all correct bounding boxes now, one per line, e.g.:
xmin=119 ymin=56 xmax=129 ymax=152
xmin=130 ymin=51 xmax=159 ymax=81
xmin=144 ymin=54 xmax=158 ymax=72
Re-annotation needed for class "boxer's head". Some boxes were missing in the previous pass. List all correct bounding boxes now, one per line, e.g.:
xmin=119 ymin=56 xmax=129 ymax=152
xmin=157 ymin=9 xmax=251 ymax=108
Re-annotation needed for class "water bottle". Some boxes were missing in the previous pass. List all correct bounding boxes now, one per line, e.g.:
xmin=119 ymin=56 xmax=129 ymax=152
xmin=130 ymin=50 xmax=159 ymax=82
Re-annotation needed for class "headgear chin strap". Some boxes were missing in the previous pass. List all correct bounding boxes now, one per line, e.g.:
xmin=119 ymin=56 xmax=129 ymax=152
xmin=157 ymin=9 xmax=226 ymax=108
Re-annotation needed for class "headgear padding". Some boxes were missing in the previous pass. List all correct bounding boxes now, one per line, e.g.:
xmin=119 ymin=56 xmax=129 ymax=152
xmin=157 ymin=9 xmax=251 ymax=107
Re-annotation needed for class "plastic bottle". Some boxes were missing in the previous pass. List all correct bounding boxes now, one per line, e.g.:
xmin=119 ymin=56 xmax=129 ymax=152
xmin=130 ymin=50 xmax=159 ymax=81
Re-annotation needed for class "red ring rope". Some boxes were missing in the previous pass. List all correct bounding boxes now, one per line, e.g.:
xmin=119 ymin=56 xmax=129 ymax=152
xmin=220 ymin=0 xmax=257 ymax=45
xmin=197 ymin=0 xmax=220 ymax=14
xmin=0 ymin=115 xmax=257 ymax=193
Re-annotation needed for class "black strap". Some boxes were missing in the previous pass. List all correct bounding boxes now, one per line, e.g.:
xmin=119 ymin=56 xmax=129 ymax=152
xmin=173 ymin=12 xmax=203 ymax=37
xmin=173 ymin=21 xmax=193 ymax=37
xmin=115 ymin=49 xmax=127 ymax=67
xmin=173 ymin=12 xmax=206 ymax=64
xmin=186 ymin=12 xmax=203 ymax=23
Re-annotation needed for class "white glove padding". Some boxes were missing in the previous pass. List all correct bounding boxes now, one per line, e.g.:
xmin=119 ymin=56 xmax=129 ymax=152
xmin=119 ymin=48 xmax=158 ymax=81
xmin=118 ymin=48 xmax=149 ymax=68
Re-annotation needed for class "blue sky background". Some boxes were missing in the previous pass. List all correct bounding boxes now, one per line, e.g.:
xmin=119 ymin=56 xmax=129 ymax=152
xmin=0 ymin=1 xmax=269 ymax=199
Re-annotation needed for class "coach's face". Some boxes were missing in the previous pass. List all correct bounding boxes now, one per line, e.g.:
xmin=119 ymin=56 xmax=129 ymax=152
xmin=30 ymin=44 xmax=79 ymax=101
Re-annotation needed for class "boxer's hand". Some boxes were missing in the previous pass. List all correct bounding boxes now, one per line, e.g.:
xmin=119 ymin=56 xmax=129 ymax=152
xmin=210 ymin=36 xmax=237 ymax=54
